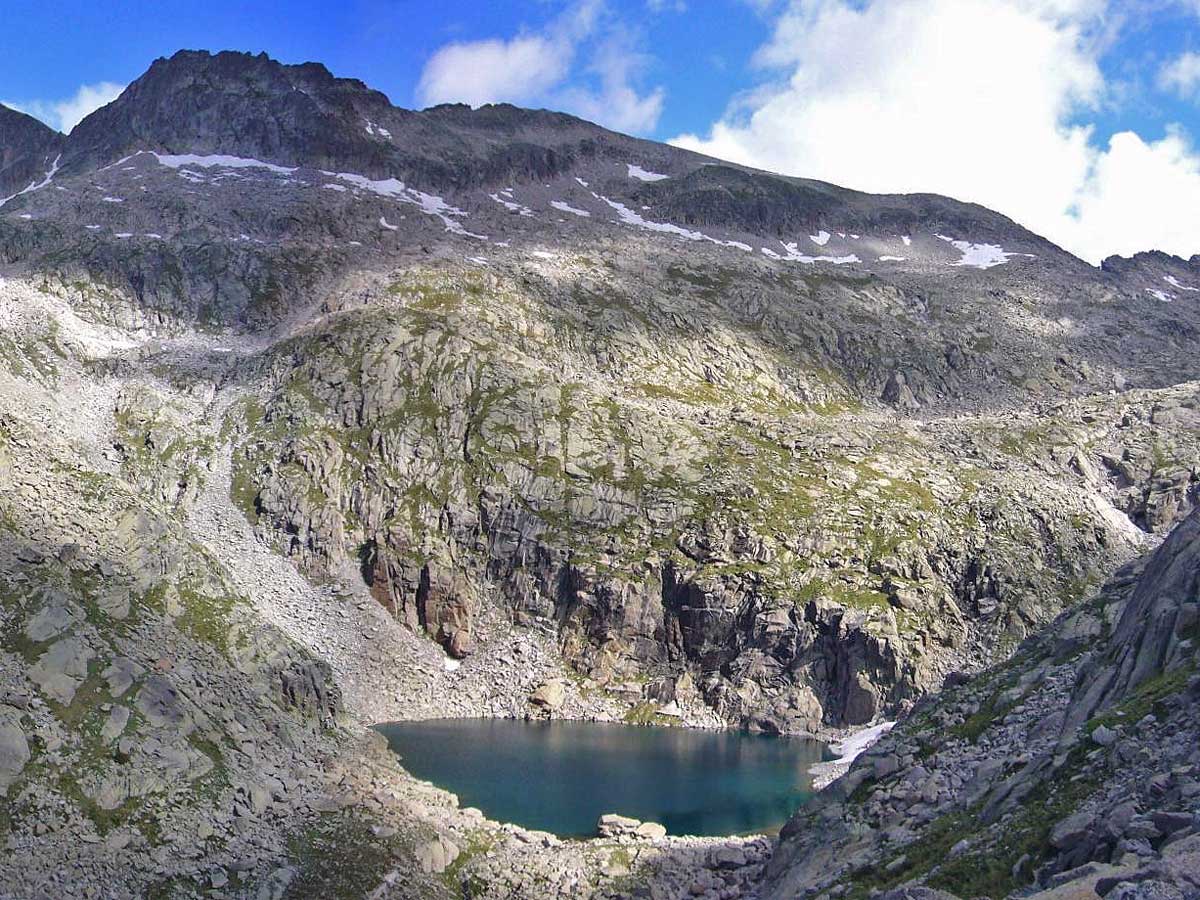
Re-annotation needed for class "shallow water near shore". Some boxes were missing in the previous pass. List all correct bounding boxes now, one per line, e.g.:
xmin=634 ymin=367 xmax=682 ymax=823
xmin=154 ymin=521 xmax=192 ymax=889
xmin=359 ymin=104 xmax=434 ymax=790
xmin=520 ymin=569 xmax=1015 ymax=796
xmin=375 ymin=718 xmax=830 ymax=837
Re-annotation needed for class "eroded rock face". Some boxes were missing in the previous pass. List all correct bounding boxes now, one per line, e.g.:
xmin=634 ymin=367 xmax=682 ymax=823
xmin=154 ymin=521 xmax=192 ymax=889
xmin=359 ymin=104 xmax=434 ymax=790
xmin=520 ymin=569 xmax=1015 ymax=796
xmin=232 ymin=269 xmax=1189 ymax=729
xmin=1067 ymin=508 xmax=1200 ymax=730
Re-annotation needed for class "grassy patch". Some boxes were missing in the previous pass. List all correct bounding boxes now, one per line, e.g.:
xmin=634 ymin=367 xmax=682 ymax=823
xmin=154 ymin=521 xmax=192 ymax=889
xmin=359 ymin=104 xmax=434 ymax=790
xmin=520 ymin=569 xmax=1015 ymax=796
xmin=623 ymin=701 xmax=672 ymax=726
xmin=284 ymin=812 xmax=438 ymax=900
xmin=1086 ymin=665 xmax=1193 ymax=734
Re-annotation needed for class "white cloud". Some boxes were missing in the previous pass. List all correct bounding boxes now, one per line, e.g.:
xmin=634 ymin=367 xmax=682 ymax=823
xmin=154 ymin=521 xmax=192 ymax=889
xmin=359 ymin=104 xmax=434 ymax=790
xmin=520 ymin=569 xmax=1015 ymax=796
xmin=557 ymin=34 xmax=666 ymax=134
xmin=7 ymin=81 xmax=125 ymax=133
xmin=417 ymin=35 xmax=572 ymax=107
xmin=672 ymin=0 xmax=1200 ymax=263
xmin=1159 ymin=51 xmax=1200 ymax=98
xmin=415 ymin=1 xmax=665 ymax=134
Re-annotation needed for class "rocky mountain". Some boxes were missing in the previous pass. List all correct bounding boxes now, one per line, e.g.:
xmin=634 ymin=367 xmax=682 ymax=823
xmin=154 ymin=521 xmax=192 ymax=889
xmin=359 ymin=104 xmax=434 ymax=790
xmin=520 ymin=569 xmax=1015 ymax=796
xmin=0 ymin=48 xmax=1197 ymax=899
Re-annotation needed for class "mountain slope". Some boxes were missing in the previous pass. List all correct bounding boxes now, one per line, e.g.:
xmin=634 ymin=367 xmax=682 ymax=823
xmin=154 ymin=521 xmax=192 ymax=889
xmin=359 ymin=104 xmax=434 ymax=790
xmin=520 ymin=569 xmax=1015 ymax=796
xmin=0 ymin=104 xmax=63 ymax=200
xmin=0 ymin=48 xmax=1198 ymax=899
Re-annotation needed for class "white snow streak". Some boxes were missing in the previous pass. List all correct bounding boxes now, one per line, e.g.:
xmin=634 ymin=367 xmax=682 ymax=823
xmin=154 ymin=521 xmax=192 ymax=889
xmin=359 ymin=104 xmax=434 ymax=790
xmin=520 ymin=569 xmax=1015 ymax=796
xmin=0 ymin=154 xmax=60 ymax=209
xmin=763 ymin=241 xmax=859 ymax=265
xmin=1164 ymin=275 xmax=1199 ymax=292
xmin=550 ymin=200 xmax=591 ymax=218
xmin=490 ymin=192 xmax=534 ymax=217
xmin=809 ymin=230 xmax=831 ymax=246
xmin=597 ymin=194 xmax=751 ymax=251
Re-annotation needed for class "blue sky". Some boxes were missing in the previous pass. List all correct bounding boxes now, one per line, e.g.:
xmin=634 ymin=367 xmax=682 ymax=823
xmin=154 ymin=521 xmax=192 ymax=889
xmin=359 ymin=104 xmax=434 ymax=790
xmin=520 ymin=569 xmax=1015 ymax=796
xmin=4 ymin=0 xmax=1200 ymax=262
xmin=0 ymin=0 xmax=766 ymax=138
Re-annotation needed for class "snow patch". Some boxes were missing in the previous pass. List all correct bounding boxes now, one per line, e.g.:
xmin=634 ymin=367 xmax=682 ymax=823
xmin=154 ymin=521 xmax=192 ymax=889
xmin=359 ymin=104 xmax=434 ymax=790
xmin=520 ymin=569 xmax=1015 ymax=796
xmin=809 ymin=721 xmax=896 ymax=788
xmin=763 ymin=242 xmax=859 ymax=265
xmin=443 ymin=657 xmax=461 ymax=672
xmin=627 ymin=163 xmax=669 ymax=182
xmin=1164 ymin=275 xmax=1199 ymax=292
xmin=901 ymin=235 xmax=912 ymax=247
xmin=597 ymin=194 xmax=751 ymax=251
xmin=323 ymin=183 xmax=349 ymax=193
xmin=879 ymin=256 xmax=907 ymax=262
xmin=490 ymin=193 xmax=534 ymax=217
xmin=1089 ymin=494 xmax=1149 ymax=546
xmin=102 ymin=196 xmax=124 ymax=204
xmin=331 ymin=172 xmax=487 ymax=240
xmin=379 ymin=217 xmax=398 ymax=231
xmin=809 ymin=230 xmax=831 ymax=246
xmin=1147 ymin=289 xmax=1174 ymax=303
xmin=575 ymin=177 xmax=590 ymax=188
xmin=364 ymin=120 xmax=392 ymax=140
xmin=936 ymin=235 xmax=1023 ymax=269
xmin=551 ymin=200 xmax=591 ymax=218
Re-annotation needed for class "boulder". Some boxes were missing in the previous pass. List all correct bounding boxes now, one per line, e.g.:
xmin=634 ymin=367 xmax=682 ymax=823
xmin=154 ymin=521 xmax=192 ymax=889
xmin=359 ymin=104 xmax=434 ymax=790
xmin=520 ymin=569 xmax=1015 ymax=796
xmin=415 ymin=834 xmax=460 ymax=874
xmin=0 ymin=720 xmax=30 ymax=785
xmin=597 ymin=813 xmax=664 ymax=839
xmin=635 ymin=821 xmax=667 ymax=840
xmin=1050 ymin=810 xmax=1097 ymax=851
xmin=29 ymin=636 xmax=94 ymax=705
xmin=447 ymin=629 xmax=473 ymax=659
xmin=710 ymin=846 xmax=748 ymax=869
xmin=529 ymin=681 xmax=566 ymax=710
xmin=882 ymin=371 xmax=919 ymax=409
xmin=597 ymin=813 xmax=642 ymax=837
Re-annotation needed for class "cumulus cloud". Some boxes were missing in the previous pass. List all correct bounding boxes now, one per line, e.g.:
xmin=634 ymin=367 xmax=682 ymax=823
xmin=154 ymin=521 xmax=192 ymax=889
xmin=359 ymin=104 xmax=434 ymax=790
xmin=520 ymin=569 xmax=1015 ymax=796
xmin=1159 ymin=51 xmax=1200 ymax=99
xmin=417 ymin=35 xmax=572 ymax=108
xmin=7 ymin=81 xmax=124 ymax=133
xmin=557 ymin=34 xmax=666 ymax=134
xmin=672 ymin=0 xmax=1200 ymax=263
xmin=415 ymin=1 xmax=665 ymax=134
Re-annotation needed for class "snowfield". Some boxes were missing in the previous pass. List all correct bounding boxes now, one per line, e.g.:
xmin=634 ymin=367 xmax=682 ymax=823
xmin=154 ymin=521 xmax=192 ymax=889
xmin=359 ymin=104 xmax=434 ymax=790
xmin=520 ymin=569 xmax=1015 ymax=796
xmin=936 ymin=234 xmax=1024 ymax=269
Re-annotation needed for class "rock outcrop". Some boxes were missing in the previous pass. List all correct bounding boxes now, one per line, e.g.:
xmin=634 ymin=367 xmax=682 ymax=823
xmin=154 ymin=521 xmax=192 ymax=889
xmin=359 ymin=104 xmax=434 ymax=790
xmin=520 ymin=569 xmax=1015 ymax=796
xmin=762 ymin=508 xmax=1200 ymax=900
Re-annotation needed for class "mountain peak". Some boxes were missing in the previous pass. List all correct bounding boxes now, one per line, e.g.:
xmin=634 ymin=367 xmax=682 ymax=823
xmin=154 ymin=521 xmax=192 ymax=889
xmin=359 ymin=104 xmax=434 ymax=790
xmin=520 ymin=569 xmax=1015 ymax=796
xmin=61 ymin=48 xmax=396 ymax=176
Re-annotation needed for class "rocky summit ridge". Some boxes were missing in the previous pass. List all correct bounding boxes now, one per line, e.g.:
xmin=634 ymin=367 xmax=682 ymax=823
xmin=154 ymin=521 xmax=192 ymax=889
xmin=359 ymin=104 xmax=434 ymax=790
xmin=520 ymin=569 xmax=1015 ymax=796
xmin=0 ymin=48 xmax=1197 ymax=899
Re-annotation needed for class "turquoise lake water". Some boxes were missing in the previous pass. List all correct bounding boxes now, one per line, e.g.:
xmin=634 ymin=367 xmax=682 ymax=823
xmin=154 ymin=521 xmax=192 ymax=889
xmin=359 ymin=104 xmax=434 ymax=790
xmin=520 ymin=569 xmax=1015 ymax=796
xmin=375 ymin=718 xmax=829 ymax=837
